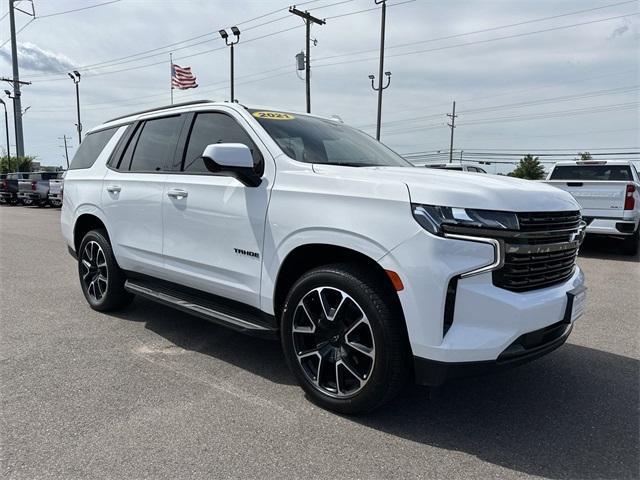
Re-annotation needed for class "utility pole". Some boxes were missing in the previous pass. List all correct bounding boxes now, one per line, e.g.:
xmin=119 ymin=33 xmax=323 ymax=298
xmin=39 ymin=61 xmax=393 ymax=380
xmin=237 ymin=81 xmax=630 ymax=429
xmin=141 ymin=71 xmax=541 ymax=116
xmin=219 ymin=27 xmax=240 ymax=102
xmin=372 ymin=0 xmax=389 ymax=141
xmin=7 ymin=0 xmax=34 ymax=158
xmin=68 ymin=71 xmax=82 ymax=144
xmin=289 ymin=7 xmax=325 ymax=113
xmin=58 ymin=135 xmax=72 ymax=169
xmin=447 ymin=101 xmax=457 ymax=163
xmin=0 ymin=99 xmax=10 ymax=171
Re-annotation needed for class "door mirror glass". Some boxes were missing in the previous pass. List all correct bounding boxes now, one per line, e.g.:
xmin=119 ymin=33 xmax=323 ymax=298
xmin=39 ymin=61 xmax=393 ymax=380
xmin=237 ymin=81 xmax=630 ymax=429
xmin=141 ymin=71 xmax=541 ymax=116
xmin=201 ymin=143 xmax=261 ymax=187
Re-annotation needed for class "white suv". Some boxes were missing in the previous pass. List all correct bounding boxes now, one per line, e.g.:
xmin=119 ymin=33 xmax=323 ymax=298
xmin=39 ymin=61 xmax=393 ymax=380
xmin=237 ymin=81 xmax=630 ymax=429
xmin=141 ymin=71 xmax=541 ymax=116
xmin=61 ymin=100 xmax=587 ymax=413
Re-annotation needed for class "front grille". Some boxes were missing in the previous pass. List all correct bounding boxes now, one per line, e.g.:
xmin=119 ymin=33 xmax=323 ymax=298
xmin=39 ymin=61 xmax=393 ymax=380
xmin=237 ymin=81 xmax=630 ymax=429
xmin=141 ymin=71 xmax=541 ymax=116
xmin=493 ymin=211 xmax=583 ymax=292
xmin=517 ymin=211 xmax=582 ymax=232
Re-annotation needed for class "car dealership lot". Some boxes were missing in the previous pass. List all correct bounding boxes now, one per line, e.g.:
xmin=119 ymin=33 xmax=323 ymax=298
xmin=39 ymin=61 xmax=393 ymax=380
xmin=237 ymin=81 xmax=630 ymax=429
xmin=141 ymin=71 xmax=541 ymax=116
xmin=1 ymin=207 xmax=638 ymax=480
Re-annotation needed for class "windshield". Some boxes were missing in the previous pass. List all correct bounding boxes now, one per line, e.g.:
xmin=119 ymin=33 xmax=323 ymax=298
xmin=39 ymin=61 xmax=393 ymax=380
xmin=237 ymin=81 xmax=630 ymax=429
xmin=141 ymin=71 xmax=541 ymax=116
xmin=550 ymin=165 xmax=633 ymax=181
xmin=249 ymin=110 xmax=411 ymax=168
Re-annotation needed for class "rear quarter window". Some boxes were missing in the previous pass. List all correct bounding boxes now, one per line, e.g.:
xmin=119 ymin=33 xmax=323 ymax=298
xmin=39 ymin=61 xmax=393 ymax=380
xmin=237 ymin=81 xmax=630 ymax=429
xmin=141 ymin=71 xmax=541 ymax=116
xmin=69 ymin=128 xmax=118 ymax=170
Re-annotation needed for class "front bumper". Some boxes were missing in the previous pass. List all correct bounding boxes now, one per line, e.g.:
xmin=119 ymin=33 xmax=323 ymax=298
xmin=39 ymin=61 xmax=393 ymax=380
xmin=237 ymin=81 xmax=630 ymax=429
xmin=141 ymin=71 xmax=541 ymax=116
xmin=414 ymin=315 xmax=574 ymax=386
xmin=379 ymin=229 xmax=586 ymax=368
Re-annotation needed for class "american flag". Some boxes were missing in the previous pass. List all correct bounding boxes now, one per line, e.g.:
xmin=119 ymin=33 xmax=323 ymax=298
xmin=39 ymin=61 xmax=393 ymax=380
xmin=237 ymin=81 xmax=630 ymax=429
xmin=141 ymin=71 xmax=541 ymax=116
xmin=171 ymin=63 xmax=198 ymax=90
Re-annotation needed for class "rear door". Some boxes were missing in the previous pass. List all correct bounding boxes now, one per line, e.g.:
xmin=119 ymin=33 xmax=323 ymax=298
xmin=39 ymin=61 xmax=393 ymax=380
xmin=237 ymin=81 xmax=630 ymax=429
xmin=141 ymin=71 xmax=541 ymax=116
xmin=102 ymin=114 xmax=186 ymax=276
xmin=161 ymin=109 xmax=273 ymax=307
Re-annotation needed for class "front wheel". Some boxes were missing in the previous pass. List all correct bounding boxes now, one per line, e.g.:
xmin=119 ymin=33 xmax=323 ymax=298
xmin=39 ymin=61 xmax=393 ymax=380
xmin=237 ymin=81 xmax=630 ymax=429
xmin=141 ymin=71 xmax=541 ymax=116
xmin=281 ymin=263 xmax=410 ymax=414
xmin=78 ymin=229 xmax=133 ymax=311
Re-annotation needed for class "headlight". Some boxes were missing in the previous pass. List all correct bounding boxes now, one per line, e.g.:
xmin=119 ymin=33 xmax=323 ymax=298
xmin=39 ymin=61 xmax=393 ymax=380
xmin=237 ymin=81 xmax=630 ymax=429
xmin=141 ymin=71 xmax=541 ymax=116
xmin=412 ymin=204 xmax=519 ymax=236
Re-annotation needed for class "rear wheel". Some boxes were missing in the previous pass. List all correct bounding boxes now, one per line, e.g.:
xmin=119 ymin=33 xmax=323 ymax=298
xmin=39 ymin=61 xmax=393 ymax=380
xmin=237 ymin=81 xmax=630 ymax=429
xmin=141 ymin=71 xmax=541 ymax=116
xmin=281 ymin=263 xmax=410 ymax=414
xmin=622 ymin=229 xmax=639 ymax=256
xmin=78 ymin=229 xmax=133 ymax=311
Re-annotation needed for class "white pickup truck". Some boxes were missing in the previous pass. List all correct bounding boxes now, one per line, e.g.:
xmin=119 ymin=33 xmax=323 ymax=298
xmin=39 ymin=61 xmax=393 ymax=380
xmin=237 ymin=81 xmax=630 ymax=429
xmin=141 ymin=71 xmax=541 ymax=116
xmin=544 ymin=161 xmax=639 ymax=255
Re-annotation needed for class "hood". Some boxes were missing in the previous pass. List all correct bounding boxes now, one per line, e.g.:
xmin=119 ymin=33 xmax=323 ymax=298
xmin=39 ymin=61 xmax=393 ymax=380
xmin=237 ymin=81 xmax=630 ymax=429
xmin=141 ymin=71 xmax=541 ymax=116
xmin=312 ymin=165 xmax=580 ymax=212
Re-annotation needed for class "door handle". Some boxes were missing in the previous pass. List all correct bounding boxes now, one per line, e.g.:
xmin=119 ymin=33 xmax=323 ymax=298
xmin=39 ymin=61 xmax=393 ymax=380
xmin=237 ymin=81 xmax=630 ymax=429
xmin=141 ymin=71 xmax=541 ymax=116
xmin=167 ymin=189 xmax=188 ymax=199
xmin=106 ymin=185 xmax=121 ymax=193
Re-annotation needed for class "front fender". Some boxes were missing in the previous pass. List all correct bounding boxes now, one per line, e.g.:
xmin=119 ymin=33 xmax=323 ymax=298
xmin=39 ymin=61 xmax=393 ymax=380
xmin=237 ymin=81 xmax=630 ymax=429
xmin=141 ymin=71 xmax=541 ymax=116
xmin=259 ymin=227 xmax=402 ymax=315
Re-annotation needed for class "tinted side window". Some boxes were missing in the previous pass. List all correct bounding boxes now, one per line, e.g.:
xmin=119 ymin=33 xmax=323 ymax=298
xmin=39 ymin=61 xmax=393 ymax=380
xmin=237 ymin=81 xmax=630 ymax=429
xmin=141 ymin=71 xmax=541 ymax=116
xmin=115 ymin=123 xmax=143 ymax=171
xmin=129 ymin=116 xmax=183 ymax=172
xmin=183 ymin=113 xmax=263 ymax=175
xmin=69 ymin=127 xmax=118 ymax=170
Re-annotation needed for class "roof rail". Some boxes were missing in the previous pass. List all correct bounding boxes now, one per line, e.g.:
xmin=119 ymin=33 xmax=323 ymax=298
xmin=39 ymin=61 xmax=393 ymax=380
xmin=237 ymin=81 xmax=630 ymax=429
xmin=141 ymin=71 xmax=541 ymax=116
xmin=105 ymin=100 xmax=216 ymax=123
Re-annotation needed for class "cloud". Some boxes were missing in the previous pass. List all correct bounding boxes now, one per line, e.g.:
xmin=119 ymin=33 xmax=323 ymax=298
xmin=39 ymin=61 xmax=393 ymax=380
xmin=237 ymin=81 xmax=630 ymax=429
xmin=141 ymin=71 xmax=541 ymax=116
xmin=0 ymin=42 xmax=75 ymax=73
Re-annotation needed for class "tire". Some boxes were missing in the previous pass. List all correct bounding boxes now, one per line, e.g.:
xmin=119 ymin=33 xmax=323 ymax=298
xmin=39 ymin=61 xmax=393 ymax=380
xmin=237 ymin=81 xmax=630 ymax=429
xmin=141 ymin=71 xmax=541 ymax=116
xmin=281 ymin=263 xmax=410 ymax=414
xmin=78 ymin=229 xmax=134 ymax=311
xmin=622 ymin=229 xmax=639 ymax=256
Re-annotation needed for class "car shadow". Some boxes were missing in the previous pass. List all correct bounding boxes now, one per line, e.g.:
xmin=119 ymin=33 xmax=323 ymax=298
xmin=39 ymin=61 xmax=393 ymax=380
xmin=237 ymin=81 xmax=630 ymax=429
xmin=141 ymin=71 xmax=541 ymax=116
xmin=113 ymin=298 xmax=638 ymax=479
xmin=113 ymin=297 xmax=294 ymax=386
xmin=579 ymin=235 xmax=639 ymax=262
xmin=352 ymin=344 xmax=639 ymax=480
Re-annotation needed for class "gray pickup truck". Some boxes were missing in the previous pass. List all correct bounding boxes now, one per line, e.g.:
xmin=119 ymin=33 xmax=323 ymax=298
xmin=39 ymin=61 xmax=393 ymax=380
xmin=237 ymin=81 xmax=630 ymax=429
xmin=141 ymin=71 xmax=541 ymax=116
xmin=17 ymin=172 xmax=61 ymax=207
xmin=0 ymin=172 xmax=30 ymax=205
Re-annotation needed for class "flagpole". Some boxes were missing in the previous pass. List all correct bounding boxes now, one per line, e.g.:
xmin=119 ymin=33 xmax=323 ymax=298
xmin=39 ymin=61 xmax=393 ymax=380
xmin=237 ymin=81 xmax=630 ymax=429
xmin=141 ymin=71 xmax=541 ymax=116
xmin=170 ymin=52 xmax=174 ymax=105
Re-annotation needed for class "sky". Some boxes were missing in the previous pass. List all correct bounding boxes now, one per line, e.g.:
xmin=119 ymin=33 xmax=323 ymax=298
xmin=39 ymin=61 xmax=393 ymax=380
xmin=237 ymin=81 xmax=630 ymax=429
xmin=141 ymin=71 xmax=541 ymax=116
xmin=0 ymin=0 xmax=638 ymax=173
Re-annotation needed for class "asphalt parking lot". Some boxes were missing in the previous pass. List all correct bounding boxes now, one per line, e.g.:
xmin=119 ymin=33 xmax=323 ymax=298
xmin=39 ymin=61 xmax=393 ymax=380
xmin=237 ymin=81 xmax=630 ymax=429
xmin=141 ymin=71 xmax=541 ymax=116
xmin=1 ymin=206 xmax=638 ymax=480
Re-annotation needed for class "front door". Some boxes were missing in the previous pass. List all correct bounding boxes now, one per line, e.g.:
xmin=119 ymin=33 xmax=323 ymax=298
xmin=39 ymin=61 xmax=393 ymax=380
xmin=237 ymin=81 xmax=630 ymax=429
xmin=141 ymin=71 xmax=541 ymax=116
xmin=161 ymin=110 xmax=274 ymax=308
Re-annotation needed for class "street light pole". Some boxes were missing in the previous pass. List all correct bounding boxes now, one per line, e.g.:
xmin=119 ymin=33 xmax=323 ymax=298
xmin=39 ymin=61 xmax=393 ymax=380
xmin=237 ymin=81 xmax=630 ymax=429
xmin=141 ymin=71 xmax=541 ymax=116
xmin=0 ymin=99 xmax=10 ymax=171
xmin=68 ymin=71 xmax=82 ymax=144
xmin=4 ymin=90 xmax=19 ymax=165
xmin=219 ymin=27 xmax=240 ymax=102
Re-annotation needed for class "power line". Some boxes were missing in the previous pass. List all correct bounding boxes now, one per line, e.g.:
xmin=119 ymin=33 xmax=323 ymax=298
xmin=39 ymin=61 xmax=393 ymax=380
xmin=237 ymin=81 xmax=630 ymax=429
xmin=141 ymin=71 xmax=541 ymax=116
xmin=313 ymin=12 xmax=639 ymax=69
xmin=0 ymin=1 xmax=121 ymax=48
xmin=378 ymin=102 xmax=639 ymax=136
xmin=0 ymin=17 xmax=33 ymax=49
xmin=356 ymin=85 xmax=639 ymax=129
xmin=23 ymin=0 xmax=406 ymax=83
xmin=315 ymin=0 xmax=636 ymax=62
xmin=22 ymin=0 xmax=346 ymax=80
xmin=36 ymin=0 xmax=122 ymax=19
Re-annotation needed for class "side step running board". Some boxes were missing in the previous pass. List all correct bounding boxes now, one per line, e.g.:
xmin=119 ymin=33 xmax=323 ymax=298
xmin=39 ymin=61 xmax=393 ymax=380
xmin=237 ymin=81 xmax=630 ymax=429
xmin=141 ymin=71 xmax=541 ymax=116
xmin=124 ymin=280 xmax=277 ymax=337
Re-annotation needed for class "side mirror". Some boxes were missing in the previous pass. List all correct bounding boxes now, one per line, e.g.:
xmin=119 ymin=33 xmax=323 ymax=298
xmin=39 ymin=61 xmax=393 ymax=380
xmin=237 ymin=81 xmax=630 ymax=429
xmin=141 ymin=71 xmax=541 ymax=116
xmin=202 ymin=143 xmax=261 ymax=187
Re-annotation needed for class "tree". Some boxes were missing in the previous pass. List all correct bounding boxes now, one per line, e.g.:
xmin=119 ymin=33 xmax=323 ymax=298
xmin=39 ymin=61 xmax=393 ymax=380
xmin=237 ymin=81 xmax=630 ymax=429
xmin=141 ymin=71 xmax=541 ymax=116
xmin=576 ymin=151 xmax=592 ymax=161
xmin=509 ymin=154 xmax=546 ymax=180
xmin=0 ymin=154 xmax=36 ymax=174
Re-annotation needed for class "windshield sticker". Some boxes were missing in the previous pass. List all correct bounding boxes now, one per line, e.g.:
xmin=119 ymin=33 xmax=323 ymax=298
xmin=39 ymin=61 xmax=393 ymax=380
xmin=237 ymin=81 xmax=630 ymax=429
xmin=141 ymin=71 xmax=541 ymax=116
xmin=252 ymin=111 xmax=295 ymax=120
